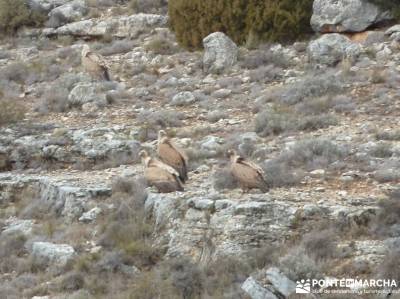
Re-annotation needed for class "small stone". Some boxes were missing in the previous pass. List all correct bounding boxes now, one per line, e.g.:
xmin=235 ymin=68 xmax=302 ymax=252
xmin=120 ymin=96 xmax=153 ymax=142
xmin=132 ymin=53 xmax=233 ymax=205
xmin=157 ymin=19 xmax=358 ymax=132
xmin=310 ymin=169 xmax=325 ymax=177
xmin=171 ymin=91 xmax=196 ymax=106
xmin=79 ymin=207 xmax=102 ymax=222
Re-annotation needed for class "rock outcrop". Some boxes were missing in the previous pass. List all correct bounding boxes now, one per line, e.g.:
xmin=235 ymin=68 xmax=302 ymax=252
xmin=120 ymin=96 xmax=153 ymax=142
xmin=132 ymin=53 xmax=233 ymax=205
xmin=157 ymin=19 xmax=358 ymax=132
xmin=43 ymin=13 xmax=168 ymax=38
xmin=311 ymin=0 xmax=391 ymax=33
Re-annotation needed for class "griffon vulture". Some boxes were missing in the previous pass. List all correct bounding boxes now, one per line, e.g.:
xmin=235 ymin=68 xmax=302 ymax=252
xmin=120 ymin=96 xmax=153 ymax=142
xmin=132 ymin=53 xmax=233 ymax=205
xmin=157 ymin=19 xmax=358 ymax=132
xmin=157 ymin=130 xmax=188 ymax=183
xmin=139 ymin=150 xmax=184 ymax=193
xmin=227 ymin=149 xmax=269 ymax=193
xmin=81 ymin=44 xmax=110 ymax=81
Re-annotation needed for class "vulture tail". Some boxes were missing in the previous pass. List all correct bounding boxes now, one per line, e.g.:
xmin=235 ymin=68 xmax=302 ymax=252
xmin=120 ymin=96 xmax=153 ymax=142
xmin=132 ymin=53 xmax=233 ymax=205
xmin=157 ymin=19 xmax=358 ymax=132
xmin=103 ymin=68 xmax=111 ymax=81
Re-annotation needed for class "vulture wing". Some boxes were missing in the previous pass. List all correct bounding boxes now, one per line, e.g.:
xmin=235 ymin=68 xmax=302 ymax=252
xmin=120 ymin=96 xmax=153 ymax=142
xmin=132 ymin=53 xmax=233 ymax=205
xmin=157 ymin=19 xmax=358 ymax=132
xmin=158 ymin=140 xmax=188 ymax=182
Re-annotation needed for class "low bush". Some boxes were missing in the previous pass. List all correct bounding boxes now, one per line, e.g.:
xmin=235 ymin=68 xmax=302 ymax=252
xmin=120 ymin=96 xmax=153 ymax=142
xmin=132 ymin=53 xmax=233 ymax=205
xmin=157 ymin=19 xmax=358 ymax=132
xmin=368 ymin=143 xmax=393 ymax=158
xmin=99 ymin=179 xmax=159 ymax=268
xmin=262 ymin=138 xmax=345 ymax=187
xmin=302 ymin=229 xmax=338 ymax=261
xmin=376 ymin=130 xmax=400 ymax=141
xmin=213 ymin=168 xmax=238 ymax=190
xmin=254 ymin=105 xmax=337 ymax=137
xmin=99 ymin=39 xmax=136 ymax=56
xmin=378 ymin=250 xmax=400 ymax=283
xmin=279 ymin=247 xmax=322 ymax=281
xmin=0 ymin=99 xmax=26 ymax=126
xmin=145 ymin=36 xmax=178 ymax=55
xmin=130 ymin=0 xmax=167 ymax=14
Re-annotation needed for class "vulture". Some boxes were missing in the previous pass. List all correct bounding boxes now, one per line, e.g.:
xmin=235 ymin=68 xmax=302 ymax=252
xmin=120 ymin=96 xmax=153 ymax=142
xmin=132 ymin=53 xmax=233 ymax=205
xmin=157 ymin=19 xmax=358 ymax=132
xmin=227 ymin=149 xmax=270 ymax=193
xmin=157 ymin=130 xmax=189 ymax=183
xmin=81 ymin=44 xmax=110 ymax=81
xmin=139 ymin=150 xmax=184 ymax=193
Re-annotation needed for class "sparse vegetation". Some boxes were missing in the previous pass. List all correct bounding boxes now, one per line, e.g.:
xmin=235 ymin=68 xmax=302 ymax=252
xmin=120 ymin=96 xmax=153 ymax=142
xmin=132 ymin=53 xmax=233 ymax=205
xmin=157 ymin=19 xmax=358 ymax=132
xmin=255 ymin=105 xmax=337 ymax=137
xmin=99 ymin=39 xmax=136 ymax=56
xmin=145 ymin=36 xmax=178 ymax=55
xmin=262 ymin=138 xmax=346 ymax=187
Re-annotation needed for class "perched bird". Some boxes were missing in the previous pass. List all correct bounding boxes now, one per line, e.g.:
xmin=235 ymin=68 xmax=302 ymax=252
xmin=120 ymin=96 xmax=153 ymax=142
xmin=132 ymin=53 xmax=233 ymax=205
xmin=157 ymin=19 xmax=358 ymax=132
xmin=227 ymin=149 xmax=270 ymax=193
xmin=157 ymin=130 xmax=189 ymax=183
xmin=139 ymin=150 xmax=184 ymax=193
xmin=81 ymin=44 xmax=110 ymax=81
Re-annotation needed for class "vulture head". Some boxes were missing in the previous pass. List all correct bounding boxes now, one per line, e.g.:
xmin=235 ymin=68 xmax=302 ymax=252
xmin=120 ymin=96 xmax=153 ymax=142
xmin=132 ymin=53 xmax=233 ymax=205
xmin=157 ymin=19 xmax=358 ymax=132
xmin=158 ymin=130 xmax=168 ymax=142
xmin=81 ymin=44 xmax=90 ymax=57
xmin=226 ymin=149 xmax=238 ymax=162
xmin=139 ymin=150 xmax=150 ymax=165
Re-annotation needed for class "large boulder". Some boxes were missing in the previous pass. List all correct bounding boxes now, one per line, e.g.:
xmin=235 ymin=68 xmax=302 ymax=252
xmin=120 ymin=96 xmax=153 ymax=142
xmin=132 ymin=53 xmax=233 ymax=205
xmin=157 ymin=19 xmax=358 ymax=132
xmin=31 ymin=242 xmax=76 ymax=269
xmin=47 ymin=0 xmax=88 ymax=28
xmin=311 ymin=0 xmax=391 ymax=33
xmin=307 ymin=33 xmax=362 ymax=65
xmin=203 ymin=32 xmax=238 ymax=74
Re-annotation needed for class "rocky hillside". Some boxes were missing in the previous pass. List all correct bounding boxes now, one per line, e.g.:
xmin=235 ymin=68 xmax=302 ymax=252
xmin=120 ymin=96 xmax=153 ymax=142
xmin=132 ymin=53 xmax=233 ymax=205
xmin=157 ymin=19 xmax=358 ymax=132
xmin=1 ymin=0 xmax=400 ymax=298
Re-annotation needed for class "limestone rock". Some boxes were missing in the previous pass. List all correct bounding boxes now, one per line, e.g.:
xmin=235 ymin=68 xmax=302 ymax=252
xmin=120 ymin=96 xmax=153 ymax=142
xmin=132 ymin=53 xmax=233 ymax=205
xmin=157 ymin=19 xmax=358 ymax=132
xmin=311 ymin=0 xmax=391 ymax=33
xmin=79 ymin=207 xmax=102 ymax=222
xmin=203 ymin=32 xmax=238 ymax=74
xmin=241 ymin=267 xmax=295 ymax=299
xmin=28 ymin=0 xmax=68 ymax=13
xmin=386 ymin=25 xmax=400 ymax=42
xmin=47 ymin=0 xmax=88 ymax=28
xmin=31 ymin=242 xmax=76 ymax=268
xmin=171 ymin=91 xmax=196 ymax=106
xmin=307 ymin=33 xmax=361 ymax=65
xmin=2 ymin=218 xmax=34 ymax=236
xmin=68 ymin=83 xmax=108 ymax=107
xmin=45 ymin=13 xmax=168 ymax=38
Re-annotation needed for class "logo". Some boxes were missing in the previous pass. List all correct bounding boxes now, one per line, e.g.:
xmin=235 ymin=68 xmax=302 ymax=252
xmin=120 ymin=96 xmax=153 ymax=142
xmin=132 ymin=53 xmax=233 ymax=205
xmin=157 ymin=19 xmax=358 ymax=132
xmin=296 ymin=279 xmax=311 ymax=294
xmin=294 ymin=278 xmax=399 ymax=295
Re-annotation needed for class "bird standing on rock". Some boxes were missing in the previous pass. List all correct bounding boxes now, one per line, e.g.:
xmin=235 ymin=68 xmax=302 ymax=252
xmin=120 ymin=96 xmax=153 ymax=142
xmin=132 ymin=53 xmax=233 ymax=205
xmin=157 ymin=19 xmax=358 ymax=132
xmin=227 ymin=149 xmax=270 ymax=193
xmin=139 ymin=150 xmax=184 ymax=193
xmin=157 ymin=130 xmax=189 ymax=183
xmin=81 ymin=44 xmax=111 ymax=81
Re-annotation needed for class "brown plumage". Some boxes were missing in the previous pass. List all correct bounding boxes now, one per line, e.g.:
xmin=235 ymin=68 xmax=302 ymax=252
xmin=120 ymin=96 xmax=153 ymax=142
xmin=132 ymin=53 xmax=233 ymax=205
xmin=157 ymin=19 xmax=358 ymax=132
xmin=139 ymin=150 xmax=184 ymax=193
xmin=157 ymin=130 xmax=189 ymax=183
xmin=227 ymin=149 xmax=269 ymax=193
xmin=81 ymin=45 xmax=110 ymax=81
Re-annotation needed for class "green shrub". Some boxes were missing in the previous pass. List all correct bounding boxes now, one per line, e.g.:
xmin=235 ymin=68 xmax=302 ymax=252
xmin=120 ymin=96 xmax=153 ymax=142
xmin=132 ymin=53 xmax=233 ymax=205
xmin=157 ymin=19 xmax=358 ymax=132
xmin=0 ymin=0 xmax=45 ymax=34
xmin=168 ymin=0 xmax=314 ymax=49
xmin=0 ymin=99 xmax=26 ymax=126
